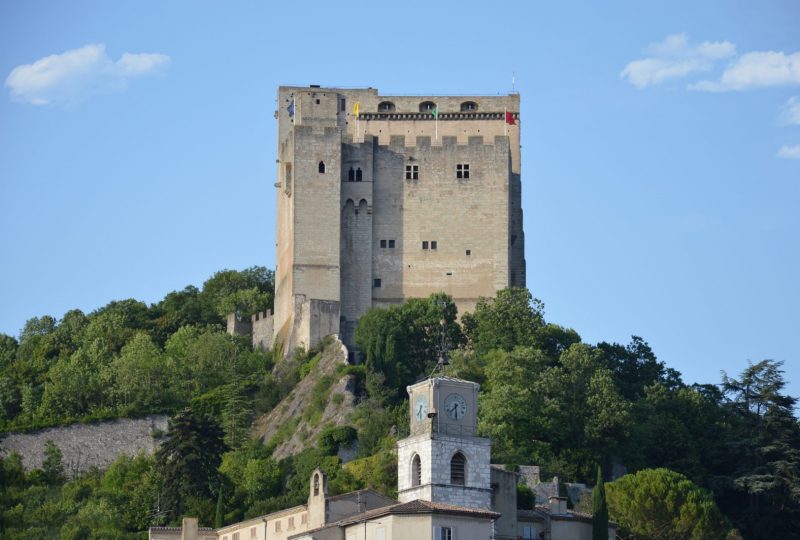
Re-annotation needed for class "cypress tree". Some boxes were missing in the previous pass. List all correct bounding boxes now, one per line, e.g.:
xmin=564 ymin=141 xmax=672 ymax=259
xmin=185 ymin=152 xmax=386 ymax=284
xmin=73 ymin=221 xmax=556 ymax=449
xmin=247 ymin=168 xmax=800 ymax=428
xmin=214 ymin=486 xmax=224 ymax=529
xmin=592 ymin=465 xmax=609 ymax=540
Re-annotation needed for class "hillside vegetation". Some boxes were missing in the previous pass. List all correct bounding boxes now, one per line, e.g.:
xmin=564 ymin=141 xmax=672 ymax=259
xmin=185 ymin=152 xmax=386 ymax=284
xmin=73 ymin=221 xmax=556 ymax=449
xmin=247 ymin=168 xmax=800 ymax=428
xmin=1 ymin=271 xmax=798 ymax=539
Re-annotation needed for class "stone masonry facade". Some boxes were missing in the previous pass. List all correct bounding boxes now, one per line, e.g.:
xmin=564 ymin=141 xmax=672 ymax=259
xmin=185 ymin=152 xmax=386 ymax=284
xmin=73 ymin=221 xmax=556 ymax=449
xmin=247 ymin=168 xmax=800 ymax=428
xmin=258 ymin=86 xmax=525 ymax=353
xmin=397 ymin=433 xmax=491 ymax=508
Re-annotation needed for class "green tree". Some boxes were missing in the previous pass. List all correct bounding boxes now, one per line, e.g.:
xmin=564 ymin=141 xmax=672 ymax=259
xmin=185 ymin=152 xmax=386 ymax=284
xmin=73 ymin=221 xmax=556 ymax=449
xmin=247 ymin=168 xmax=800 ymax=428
xmin=716 ymin=360 xmax=800 ymax=538
xmin=592 ymin=466 xmax=608 ymax=540
xmin=112 ymin=332 xmax=173 ymax=412
xmin=461 ymin=288 xmax=544 ymax=355
xmin=42 ymin=439 xmax=65 ymax=484
xmin=606 ymin=468 xmax=730 ymax=540
xmin=201 ymin=267 xmax=275 ymax=320
xmin=597 ymin=336 xmax=682 ymax=400
xmin=355 ymin=293 xmax=462 ymax=398
xmin=155 ymin=409 xmax=228 ymax=523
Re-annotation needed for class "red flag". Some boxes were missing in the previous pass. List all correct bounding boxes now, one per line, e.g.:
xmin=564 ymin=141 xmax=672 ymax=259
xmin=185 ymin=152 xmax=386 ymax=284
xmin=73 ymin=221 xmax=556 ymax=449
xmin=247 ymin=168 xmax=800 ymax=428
xmin=505 ymin=111 xmax=516 ymax=125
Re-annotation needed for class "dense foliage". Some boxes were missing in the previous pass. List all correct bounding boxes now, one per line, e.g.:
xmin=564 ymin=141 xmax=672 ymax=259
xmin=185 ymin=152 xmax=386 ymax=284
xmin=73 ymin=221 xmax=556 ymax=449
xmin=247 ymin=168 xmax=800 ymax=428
xmin=1 ymin=278 xmax=797 ymax=539
xmin=0 ymin=266 xmax=275 ymax=432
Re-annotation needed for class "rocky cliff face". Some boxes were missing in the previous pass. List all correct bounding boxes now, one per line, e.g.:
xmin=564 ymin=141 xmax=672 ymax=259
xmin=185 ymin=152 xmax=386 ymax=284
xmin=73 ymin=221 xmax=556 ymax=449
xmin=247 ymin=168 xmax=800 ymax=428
xmin=251 ymin=336 xmax=359 ymax=461
xmin=0 ymin=415 xmax=168 ymax=476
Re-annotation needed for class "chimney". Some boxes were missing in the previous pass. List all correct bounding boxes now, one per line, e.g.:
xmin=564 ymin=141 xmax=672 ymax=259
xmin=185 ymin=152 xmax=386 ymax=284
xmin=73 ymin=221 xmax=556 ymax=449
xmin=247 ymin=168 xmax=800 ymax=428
xmin=548 ymin=496 xmax=567 ymax=515
xmin=181 ymin=517 xmax=198 ymax=540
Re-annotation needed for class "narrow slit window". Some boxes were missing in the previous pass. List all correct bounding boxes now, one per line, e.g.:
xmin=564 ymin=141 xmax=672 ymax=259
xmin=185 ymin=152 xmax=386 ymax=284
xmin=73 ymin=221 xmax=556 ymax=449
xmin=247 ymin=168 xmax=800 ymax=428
xmin=318 ymin=161 xmax=326 ymax=174
xmin=348 ymin=168 xmax=355 ymax=182
xmin=356 ymin=168 xmax=363 ymax=181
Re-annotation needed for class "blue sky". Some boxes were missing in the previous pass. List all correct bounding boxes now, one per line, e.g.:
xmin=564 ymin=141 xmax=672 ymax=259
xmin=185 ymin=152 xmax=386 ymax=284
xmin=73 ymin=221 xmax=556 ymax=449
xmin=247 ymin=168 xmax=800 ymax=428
xmin=1 ymin=1 xmax=798 ymax=397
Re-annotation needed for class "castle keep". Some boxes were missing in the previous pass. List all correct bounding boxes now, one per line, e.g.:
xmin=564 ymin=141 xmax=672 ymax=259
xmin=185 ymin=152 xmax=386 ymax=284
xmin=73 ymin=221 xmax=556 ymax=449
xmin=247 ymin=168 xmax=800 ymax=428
xmin=264 ymin=86 xmax=526 ymax=351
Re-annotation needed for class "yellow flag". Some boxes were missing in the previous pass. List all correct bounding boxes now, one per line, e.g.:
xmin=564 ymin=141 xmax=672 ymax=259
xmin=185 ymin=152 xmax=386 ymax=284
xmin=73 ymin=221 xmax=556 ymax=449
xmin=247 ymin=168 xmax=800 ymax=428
xmin=354 ymin=101 xmax=360 ymax=116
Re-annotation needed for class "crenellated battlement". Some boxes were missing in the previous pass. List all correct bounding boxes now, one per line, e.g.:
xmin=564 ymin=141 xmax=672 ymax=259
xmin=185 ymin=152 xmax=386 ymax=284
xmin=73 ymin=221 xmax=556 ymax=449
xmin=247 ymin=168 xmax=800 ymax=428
xmin=251 ymin=310 xmax=272 ymax=323
xmin=375 ymin=134 xmax=510 ymax=149
xmin=358 ymin=111 xmax=518 ymax=122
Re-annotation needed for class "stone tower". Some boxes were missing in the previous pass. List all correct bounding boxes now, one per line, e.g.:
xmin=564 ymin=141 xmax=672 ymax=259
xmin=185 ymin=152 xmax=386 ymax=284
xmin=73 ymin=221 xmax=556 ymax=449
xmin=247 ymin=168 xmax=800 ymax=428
xmin=271 ymin=86 xmax=526 ymax=352
xmin=396 ymin=377 xmax=491 ymax=508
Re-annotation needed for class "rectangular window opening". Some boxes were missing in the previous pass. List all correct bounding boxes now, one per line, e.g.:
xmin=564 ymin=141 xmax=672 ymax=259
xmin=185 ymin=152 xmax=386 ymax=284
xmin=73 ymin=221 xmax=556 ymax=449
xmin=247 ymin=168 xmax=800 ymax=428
xmin=405 ymin=164 xmax=419 ymax=180
xmin=422 ymin=241 xmax=429 ymax=250
xmin=431 ymin=241 xmax=437 ymax=250
xmin=465 ymin=249 xmax=471 ymax=256
xmin=388 ymin=239 xmax=395 ymax=248
xmin=373 ymin=278 xmax=382 ymax=288
xmin=456 ymin=163 xmax=470 ymax=179
xmin=380 ymin=239 xmax=387 ymax=248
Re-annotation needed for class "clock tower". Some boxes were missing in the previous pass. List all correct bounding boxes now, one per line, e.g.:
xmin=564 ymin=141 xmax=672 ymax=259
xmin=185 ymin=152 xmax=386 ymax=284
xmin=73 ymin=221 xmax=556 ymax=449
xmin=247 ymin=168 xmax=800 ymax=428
xmin=397 ymin=376 xmax=491 ymax=508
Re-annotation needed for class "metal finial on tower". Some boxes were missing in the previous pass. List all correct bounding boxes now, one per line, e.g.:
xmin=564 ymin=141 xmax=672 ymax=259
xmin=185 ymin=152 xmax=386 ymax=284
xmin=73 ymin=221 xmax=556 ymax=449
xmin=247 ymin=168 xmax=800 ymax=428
xmin=430 ymin=299 xmax=451 ymax=377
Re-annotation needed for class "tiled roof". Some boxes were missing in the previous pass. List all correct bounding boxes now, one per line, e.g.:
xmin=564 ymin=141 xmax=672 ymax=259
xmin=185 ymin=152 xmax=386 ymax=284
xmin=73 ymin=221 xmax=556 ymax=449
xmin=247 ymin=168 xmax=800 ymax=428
xmin=149 ymin=526 xmax=215 ymax=531
xmin=338 ymin=500 xmax=499 ymax=524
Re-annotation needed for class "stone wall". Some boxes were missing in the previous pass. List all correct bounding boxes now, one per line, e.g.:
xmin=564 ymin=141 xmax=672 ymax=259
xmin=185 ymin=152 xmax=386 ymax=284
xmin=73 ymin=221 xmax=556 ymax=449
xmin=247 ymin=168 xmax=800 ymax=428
xmin=251 ymin=310 xmax=274 ymax=350
xmin=0 ymin=415 xmax=168 ymax=475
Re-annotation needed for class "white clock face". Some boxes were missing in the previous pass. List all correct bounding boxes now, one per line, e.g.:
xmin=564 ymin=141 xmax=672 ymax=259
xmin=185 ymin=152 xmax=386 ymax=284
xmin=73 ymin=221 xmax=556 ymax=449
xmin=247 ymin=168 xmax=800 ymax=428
xmin=414 ymin=395 xmax=428 ymax=421
xmin=444 ymin=393 xmax=467 ymax=420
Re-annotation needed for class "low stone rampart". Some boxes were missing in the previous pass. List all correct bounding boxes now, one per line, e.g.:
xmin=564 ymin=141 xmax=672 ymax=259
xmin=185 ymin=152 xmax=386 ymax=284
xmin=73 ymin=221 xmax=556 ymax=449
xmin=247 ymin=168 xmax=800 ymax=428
xmin=0 ymin=414 xmax=168 ymax=475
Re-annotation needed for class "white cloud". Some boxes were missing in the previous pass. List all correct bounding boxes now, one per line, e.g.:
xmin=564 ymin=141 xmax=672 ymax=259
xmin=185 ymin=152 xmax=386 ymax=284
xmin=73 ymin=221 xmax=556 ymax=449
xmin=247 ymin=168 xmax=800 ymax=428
xmin=691 ymin=51 xmax=800 ymax=92
xmin=780 ymin=97 xmax=800 ymax=125
xmin=621 ymin=34 xmax=736 ymax=88
xmin=5 ymin=44 xmax=170 ymax=105
xmin=777 ymin=144 xmax=800 ymax=159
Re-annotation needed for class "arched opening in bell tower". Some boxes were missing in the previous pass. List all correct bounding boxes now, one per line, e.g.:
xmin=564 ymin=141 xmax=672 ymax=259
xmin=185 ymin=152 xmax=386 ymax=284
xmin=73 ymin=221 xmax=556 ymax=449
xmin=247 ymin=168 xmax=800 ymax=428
xmin=450 ymin=452 xmax=466 ymax=485
xmin=411 ymin=454 xmax=422 ymax=487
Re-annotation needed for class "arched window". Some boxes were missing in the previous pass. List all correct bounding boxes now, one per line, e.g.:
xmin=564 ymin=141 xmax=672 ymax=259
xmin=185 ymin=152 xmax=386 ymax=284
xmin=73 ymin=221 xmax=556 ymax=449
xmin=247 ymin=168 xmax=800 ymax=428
xmin=356 ymin=168 xmax=363 ymax=181
xmin=378 ymin=101 xmax=395 ymax=112
xmin=450 ymin=452 xmax=466 ymax=485
xmin=419 ymin=101 xmax=436 ymax=112
xmin=313 ymin=473 xmax=320 ymax=496
xmin=412 ymin=455 xmax=422 ymax=487
xmin=318 ymin=161 xmax=326 ymax=174
xmin=348 ymin=168 xmax=355 ymax=182
xmin=460 ymin=101 xmax=478 ymax=111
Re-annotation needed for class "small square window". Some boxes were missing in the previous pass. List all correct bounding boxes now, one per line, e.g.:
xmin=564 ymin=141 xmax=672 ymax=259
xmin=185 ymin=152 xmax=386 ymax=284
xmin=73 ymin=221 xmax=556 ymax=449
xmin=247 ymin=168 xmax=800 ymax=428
xmin=456 ymin=163 xmax=470 ymax=179
xmin=422 ymin=241 xmax=429 ymax=250
xmin=405 ymin=164 xmax=419 ymax=180
xmin=431 ymin=241 xmax=437 ymax=250
xmin=466 ymin=249 xmax=471 ymax=256
xmin=380 ymin=239 xmax=387 ymax=248
xmin=373 ymin=278 xmax=382 ymax=288
xmin=388 ymin=240 xmax=395 ymax=248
